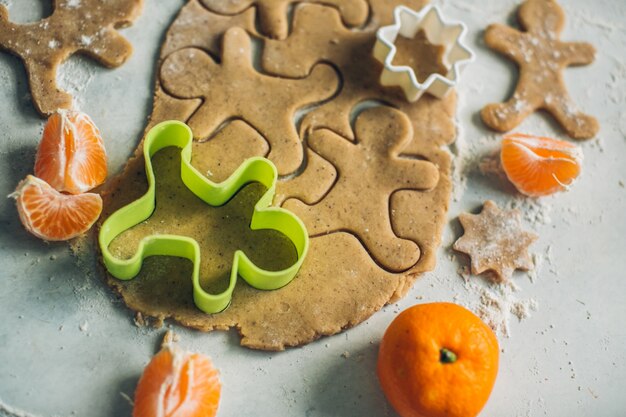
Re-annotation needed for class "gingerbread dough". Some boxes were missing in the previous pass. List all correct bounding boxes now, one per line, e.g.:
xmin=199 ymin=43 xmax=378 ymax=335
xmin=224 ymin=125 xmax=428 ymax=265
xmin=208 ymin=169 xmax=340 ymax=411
xmin=391 ymin=30 xmax=447 ymax=83
xmin=481 ymin=0 xmax=598 ymax=140
xmin=453 ymin=200 xmax=538 ymax=282
xmin=285 ymin=107 xmax=439 ymax=272
xmin=100 ymin=0 xmax=457 ymax=350
xmin=108 ymin=149 xmax=298 ymax=297
xmin=262 ymin=2 xmax=453 ymax=145
xmin=200 ymin=0 xmax=368 ymax=39
xmin=0 ymin=0 xmax=143 ymax=116
xmin=160 ymin=27 xmax=338 ymax=175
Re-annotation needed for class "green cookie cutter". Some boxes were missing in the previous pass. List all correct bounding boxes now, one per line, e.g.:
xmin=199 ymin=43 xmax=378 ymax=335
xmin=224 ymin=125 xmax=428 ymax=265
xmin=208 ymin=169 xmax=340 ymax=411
xmin=98 ymin=120 xmax=309 ymax=314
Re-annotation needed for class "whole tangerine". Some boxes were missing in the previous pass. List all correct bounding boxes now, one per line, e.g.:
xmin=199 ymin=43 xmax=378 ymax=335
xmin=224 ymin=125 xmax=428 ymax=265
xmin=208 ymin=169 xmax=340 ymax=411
xmin=377 ymin=302 xmax=499 ymax=417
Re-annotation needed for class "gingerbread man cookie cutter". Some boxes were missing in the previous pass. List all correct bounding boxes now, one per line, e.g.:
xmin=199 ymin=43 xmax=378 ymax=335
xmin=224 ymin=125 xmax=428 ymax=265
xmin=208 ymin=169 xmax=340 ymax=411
xmin=373 ymin=5 xmax=474 ymax=102
xmin=98 ymin=120 xmax=309 ymax=314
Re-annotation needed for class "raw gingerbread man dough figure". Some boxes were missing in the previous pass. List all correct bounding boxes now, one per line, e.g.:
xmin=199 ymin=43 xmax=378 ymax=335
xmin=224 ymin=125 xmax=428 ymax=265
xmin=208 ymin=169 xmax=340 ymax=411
xmin=0 ymin=0 xmax=143 ymax=116
xmin=481 ymin=0 xmax=598 ymax=140
xmin=284 ymin=106 xmax=439 ymax=272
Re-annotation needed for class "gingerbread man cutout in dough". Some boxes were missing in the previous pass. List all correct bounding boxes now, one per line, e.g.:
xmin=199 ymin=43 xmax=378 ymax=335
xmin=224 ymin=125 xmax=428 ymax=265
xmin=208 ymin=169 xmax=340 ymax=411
xmin=160 ymin=27 xmax=338 ymax=176
xmin=200 ymin=0 xmax=368 ymax=39
xmin=481 ymin=0 xmax=598 ymax=140
xmin=0 ymin=0 xmax=143 ymax=116
xmin=284 ymin=106 xmax=440 ymax=272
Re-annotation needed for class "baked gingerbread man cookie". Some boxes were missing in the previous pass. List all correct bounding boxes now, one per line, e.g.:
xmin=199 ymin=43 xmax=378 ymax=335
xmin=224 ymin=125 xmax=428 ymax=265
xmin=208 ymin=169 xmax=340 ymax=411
xmin=481 ymin=0 xmax=598 ymax=140
xmin=0 ymin=0 xmax=143 ymax=116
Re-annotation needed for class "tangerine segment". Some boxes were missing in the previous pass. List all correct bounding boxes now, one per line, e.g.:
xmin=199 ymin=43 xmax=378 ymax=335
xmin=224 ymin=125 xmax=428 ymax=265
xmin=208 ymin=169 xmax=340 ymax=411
xmin=377 ymin=303 xmax=499 ymax=417
xmin=12 ymin=175 xmax=102 ymax=241
xmin=34 ymin=110 xmax=107 ymax=194
xmin=501 ymin=133 xmax=582 ymax=197
xmin=133 ymin=347 xmax=221 ymax=417
xmin=10 ymin=175 xmax=102 ymax=241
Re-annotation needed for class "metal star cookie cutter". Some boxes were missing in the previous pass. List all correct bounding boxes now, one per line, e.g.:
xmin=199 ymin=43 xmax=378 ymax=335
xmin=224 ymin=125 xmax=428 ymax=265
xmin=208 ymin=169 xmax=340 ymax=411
xmin=98 ymin=120 xmax=309 ymax=314
xmin=373 ymin=5 xmax=474 ymax=102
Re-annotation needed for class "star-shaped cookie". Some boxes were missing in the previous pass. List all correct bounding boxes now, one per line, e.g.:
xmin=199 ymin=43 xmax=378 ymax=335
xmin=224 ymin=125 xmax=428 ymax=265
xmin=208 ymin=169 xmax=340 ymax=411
xmin=453 ymin=200 xmax=537 ymax=281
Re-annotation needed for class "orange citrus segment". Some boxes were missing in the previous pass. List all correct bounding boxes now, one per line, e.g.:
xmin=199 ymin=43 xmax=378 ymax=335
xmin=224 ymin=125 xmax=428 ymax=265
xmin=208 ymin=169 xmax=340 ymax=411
xmin=133 ymin=346 xmax=221 ymax=417
xmin=11 ymin=175 xmax=103 ymax=241
xmin=34 ymin=110 xmax=107 ymax=194
xmin=500 ymin=133 xmax=582 ymax=197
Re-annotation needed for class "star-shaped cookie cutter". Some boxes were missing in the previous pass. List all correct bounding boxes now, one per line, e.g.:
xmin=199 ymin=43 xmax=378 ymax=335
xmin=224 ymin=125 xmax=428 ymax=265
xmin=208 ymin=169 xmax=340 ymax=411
xmin=373 ymin=5 xmax=474 ymax=102
xmin=98 ymin=121 xmax=309 ymax=314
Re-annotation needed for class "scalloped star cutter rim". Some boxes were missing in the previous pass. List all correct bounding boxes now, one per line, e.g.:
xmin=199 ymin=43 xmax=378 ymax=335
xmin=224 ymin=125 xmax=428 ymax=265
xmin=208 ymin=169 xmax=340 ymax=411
xmin=98 ymin=120 xmax=309 ymax=314
xmin=373 ymin=5 xmax=474 ymax=102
